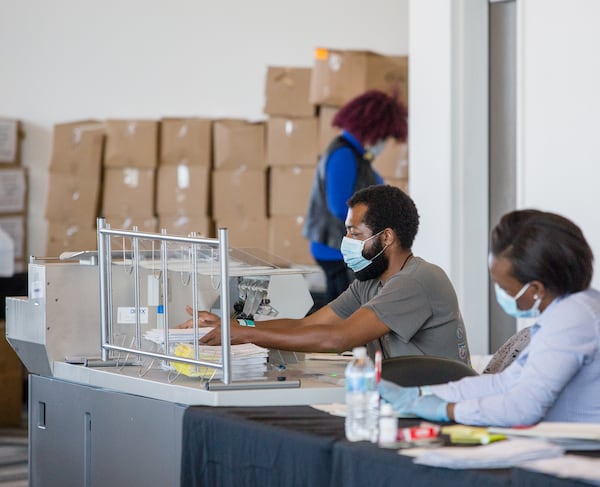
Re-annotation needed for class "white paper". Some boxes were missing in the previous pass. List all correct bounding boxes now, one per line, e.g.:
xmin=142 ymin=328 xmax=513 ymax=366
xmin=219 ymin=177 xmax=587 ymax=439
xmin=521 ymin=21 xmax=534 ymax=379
xmin=403 ymin=438 xmax=564 ymax=469
xmin=521 ymin=454 xmax=600 ymax=485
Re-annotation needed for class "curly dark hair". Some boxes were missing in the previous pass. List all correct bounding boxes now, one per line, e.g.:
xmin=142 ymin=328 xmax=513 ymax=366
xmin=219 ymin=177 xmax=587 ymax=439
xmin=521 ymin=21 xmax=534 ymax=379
xmin=348 ymin=184 xmax=419 ymax=249
xmin=491 ymin=209 xmax=594 ymax=296
xmin=332 ymin=90 xmax=408 ymax=145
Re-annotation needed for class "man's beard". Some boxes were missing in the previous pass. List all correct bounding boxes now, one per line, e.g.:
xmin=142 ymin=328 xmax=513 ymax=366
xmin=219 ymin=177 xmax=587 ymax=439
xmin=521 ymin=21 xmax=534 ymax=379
xmin=354 ymin=239 xmax=389 ymax=281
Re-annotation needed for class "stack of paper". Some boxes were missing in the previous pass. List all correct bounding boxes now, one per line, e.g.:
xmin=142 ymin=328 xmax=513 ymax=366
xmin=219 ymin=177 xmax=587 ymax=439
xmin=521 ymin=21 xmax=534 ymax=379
xmin=143 ymin=328 xmax=269 ymax=380
xmin=489 ymin=422 xmax=600 ymax=450
xmin=401 ymin=438 xmax=564 ymax=469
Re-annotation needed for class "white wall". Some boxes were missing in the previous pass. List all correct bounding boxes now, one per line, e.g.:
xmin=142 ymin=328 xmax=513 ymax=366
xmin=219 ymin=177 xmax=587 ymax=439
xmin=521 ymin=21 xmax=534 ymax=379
xmin=409 ymin=0 xmax=489 ymax=354
xmin=0 ymin=0 xmax=409 ymax=257
xmin=517 ymin=0 xmax=600 ymax=289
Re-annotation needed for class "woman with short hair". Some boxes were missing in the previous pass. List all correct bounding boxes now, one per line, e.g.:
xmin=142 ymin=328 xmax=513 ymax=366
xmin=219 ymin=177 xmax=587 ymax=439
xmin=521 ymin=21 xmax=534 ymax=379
xmin=379 ymin=209 xmax=600 ymax=426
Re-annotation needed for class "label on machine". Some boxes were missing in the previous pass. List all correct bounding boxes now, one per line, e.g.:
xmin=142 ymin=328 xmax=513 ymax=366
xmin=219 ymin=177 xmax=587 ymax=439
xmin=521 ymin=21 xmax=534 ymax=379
xmin=117 ymin=306 xmax=149 ymax=324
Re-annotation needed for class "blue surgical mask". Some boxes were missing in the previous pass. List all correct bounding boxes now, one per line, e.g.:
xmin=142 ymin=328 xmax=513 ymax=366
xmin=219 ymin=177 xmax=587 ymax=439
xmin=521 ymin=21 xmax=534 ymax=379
xmin=340 ymin=231 xmax=385 ymax=272
xmin=494 ymin=282 xmax=541 ymax=318
xmin=365 ymin=139 xmax=387 ymax=158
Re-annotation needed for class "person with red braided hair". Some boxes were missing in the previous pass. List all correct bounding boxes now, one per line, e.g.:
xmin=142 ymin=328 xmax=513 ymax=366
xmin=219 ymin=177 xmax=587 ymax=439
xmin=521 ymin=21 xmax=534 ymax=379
xmin=303 ymin=90 xmax=408 ymax=302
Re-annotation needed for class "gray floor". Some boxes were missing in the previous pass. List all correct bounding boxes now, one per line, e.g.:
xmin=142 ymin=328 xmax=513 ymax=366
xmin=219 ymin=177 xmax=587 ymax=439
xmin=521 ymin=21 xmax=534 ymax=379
xmin=0 ymin=407 xmax=28 ymax=486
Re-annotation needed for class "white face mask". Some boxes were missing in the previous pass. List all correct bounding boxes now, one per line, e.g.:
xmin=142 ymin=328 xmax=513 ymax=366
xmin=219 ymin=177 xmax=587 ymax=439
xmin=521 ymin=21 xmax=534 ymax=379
xmin=340 ymin=231 xmax=385 ymax=272
xmin=365 ymin=139 xmax=387 ymax=158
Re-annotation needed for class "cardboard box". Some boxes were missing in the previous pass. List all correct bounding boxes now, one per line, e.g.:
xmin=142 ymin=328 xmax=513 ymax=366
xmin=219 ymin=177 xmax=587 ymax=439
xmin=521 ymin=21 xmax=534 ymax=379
xmin=45 ymin=172 xmax=99 ymax=224
xmin=101 ymin=168 xmax=155 ymax=218
xmin=266 ymin=117 xmax=319 ymax=167
xmin=0 ymin=320 xmax=23 ymax=427
xmin=264 ymin=67 xmax=315 ymax=117
xmin=104 ymin=120 xmax=158 ymax=168
xmin=268 ymin=215 xmax=314 ymax=265
xmin=269 ymin=166 xmax=314 ymax=217
xmin=160 ymin=118 xmax=212 ymax=167
xmin=0 ymin=119 xmax=23 ymax=165
xmin=216 ymin=216 xmax=268 ymax=249
xmin=158 ymin=215 xmax=214 ymax=238
xmin=309 ymin=48 xmax=408 ymax=107
xmin=0 ymin=214 xmax=26 ymax=260
xmin=213 ymin=120 xmax=265 ymax=170
xmin=372 ymin=140 xmax=409 ymax=179
xmin=46 ymin=221 xmax=98 ymax=256
xmin=384 ymin=177 xmax=409 ymax=194
xmin=156 ymin=165 xmax=210 ymax=216
xmin=318 ymin=106 xmax=340 ymax=155
xmin=0 ymin=167 xmax=27 ymax=213
xmin=212 ymin=168 xmax=266 ymax=220
xmin=49 ymin=121 xmax=104 ymax=177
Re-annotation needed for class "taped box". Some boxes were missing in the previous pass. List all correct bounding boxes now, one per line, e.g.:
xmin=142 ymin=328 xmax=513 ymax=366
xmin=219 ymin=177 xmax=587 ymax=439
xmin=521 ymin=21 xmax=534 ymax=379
xmin=0 ymin=118 xmax=23 ymax=165
xmin=0 ymin=167 xmax=27 ymax=214
xmin=309 ymin=48 xmax=408 ymax=107
xmin=264 ymin=67 xmax=315 ymax=118
xmin=266 ymin=117 xmax=319 ymax=168
xmin=160 ymin=118 xmax=212 ymax=167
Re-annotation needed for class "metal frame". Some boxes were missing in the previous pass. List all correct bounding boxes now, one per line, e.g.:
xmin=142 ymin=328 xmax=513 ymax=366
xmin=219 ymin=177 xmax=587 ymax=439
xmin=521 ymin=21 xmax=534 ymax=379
xmin=96 ymin=218 xmax=233 ymax=384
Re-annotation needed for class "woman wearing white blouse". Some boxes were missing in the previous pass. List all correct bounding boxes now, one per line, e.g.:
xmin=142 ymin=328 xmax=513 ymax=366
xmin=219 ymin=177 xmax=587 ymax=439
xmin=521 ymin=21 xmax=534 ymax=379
xmin=379 ymin=209 xmax=600 ymax=427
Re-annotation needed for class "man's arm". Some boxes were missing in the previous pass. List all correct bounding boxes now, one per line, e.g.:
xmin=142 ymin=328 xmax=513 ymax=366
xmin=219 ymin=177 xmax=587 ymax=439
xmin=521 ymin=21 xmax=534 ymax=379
xmin=201 ymin=305 xmax=391 ymax=353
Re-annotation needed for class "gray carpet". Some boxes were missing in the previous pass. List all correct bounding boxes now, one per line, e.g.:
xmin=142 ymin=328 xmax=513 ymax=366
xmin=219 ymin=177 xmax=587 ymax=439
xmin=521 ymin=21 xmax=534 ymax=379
xmin=0 ymin=431 xmax=28 ymax=485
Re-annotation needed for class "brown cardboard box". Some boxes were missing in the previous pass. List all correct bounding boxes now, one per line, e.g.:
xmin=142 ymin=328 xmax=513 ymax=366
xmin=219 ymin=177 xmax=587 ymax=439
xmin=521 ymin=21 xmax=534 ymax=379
xmin=269 ymin=166 xmax=314 ymax=217
xmin=46 ymin=221 xmax=98 ymax=256
xmin=101 ymin=168 xmax=155 ymax=217
xmin=0 ymin=119 xmax=23 ymax=165
xmin=45 ymin=172 xmax=99 ymax=224
xmin=309 ymin=48 xmax=408 ymax=107
xmin=213 ymin=120 xmax=265 ymax=169
xmin=49 ymin=121 xmax=104 ymax=177
xmin=264 ymin=67 xmax=315 ymax=117
xmin=384 ymin=177 xmax=409 ymax=194
xmin=160 ymin=118 xmax=212 ymax=167
xmin=156 ymin=165 xmax=210 ymax=216
xmin=318 ymin=106 xmax=340 ymax=155
xmin=212 ymin=168 xmax=266 ymax=220
xmin=216 ymin=216 xmax=268 ymax=249
xmin=268 ymin=215 xmax=314 ymax=265
xmin=104 ymin=120 xmax=158 ymax=168
xmin=266 ymin=117 xmax=319 ymax=167
xmin=0 ymin=167 xmax=27 ymax=214
xmin=0 ymin=214 xmax=26 ymax=260
xmin=0 ymin=320 xmax=23 ymax=427
xmin=372 ymin=140 xmax=409 ymax=179
xmin=158 ymin=215 xmax=214 ymax=237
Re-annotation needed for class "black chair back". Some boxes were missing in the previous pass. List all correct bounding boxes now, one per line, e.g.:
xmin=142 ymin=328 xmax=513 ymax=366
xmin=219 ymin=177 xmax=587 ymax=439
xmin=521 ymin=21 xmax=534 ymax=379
xmin=381 ymin=355 xmax=478 ymax=387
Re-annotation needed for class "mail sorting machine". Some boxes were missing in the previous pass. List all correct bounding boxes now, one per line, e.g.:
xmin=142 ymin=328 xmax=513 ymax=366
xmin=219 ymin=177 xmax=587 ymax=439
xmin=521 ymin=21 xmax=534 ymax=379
xmin=6 ymin=219 xmax=347 ymax=486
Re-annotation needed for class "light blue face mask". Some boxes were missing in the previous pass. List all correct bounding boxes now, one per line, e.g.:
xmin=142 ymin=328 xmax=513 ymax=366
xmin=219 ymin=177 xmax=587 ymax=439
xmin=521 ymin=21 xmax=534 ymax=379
xmin=365 ymin=139 xmax=387 ymax=158
xmin=494 ymin=282 xmax=541 ymax=318
xmin=340 ymin=231 xmax=385 ymax=272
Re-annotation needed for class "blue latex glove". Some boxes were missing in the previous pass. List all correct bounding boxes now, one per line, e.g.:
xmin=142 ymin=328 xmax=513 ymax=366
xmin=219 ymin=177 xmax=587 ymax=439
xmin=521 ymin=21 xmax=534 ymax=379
xmin=405 ymin=394 xmax=449 ymax=422
xmin=378 ymin=379 xmax=420 ymax=411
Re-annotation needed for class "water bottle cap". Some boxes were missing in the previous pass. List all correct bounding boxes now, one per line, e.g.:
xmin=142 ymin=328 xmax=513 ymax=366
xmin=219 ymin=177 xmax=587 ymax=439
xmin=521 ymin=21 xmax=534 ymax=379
xmin=352 ymin=346 xmax=367 ymax=358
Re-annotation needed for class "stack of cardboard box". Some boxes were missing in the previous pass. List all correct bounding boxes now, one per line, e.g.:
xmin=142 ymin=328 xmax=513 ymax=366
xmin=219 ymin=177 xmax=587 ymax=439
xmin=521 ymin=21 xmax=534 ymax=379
xmin=0 ymin=118 xmax=26 ymax=273
xmin=211 ymin=119 xmax=267 ymax=248
xmin=157 ymin=118 xmax=213 ymax=237
xmin=264 ymin=67 xmax=318 ymax=265
xmin=102 ymin=120 xmax=159 ymax=236
xmin=45 ymin=121 xmax=104 ymax=256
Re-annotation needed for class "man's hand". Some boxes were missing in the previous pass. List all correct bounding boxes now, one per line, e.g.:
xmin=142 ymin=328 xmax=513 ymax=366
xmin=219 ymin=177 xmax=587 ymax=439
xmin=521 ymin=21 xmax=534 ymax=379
xmin=176 ymin=305 xmax=251 ymax=346
xmin=176 ymin=305 xmax=221 ymax=329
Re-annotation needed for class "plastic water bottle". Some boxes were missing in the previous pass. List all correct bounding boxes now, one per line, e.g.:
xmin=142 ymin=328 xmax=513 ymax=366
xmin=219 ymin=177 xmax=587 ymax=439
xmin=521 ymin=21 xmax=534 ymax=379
xmin=345 ymin=346 xmax=379 ymax=442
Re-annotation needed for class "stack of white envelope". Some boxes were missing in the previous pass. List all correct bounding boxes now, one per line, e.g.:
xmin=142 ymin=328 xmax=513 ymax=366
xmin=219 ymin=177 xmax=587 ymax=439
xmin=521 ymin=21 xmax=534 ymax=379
xmin=143 ymin=327 xmax=269 ymax=380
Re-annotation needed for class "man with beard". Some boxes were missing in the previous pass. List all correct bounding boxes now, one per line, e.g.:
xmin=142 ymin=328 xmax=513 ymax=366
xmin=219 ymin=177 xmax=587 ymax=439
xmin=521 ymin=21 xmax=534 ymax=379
xmin=181 ymin=185 xmax=470 ymax=364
